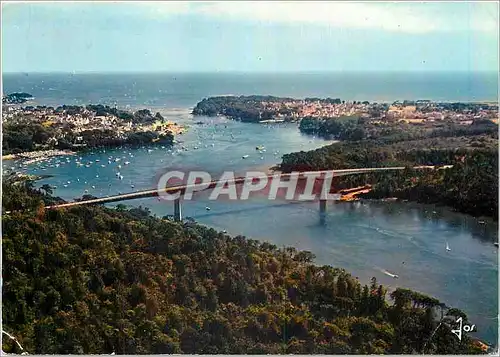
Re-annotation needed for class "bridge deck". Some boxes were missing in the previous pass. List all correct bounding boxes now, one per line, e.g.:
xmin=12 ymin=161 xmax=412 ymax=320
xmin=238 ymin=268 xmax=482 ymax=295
xmin=43 ymin=166 xmax=446 ymax=210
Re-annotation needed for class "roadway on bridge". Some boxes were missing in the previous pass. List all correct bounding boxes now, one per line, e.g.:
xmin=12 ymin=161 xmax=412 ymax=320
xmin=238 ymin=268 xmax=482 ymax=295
xmin=43 ymin=166 xmax=451 ymax=210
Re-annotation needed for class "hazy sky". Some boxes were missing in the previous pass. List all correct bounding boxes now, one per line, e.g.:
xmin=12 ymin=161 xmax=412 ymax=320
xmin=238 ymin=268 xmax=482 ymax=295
xmin=2 ymin=1 xmax=499 ymax=73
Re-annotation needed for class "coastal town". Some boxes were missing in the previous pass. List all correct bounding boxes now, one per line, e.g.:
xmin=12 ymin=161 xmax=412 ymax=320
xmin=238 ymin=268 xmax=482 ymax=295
xmin=2 ymin=96 xmax=187 ymax=159
xmin=193 ymin=95 xmax=499 ymax=125
xmin=4 ymin=93 xmax=498 ymax=160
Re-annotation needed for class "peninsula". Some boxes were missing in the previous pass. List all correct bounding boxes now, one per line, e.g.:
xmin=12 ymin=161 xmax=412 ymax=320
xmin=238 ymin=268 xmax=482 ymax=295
xmin=192 ymin=96 xmax=498 ymax=127
xmin=193 ymin=95 xmax=498 ymax=219
xmin=2 ymin=102 xmax=186 ymax=157
xmin=2 ymin=92 xmax=34 ymax=104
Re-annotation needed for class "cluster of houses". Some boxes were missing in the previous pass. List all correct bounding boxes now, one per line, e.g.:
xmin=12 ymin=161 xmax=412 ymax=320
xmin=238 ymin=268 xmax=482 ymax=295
xmin=257 ymin=99 xmax=498 ymax=126
xmin=387 ymin=102 xmax=498 ymax=125
xmin=260 ymin=100 xmax=371 ymax=119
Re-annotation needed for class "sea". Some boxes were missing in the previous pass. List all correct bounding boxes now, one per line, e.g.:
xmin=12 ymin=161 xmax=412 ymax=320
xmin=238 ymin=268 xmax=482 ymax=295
xmin=2 ymin=72 xmax=499 ymax=346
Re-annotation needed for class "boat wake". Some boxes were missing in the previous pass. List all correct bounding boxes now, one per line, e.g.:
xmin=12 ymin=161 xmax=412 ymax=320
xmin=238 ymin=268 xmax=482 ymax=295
xmin=374 ymin=266 xmax=400 ymax=279
xmin=355 ymin=224 xmax=421 ymax=248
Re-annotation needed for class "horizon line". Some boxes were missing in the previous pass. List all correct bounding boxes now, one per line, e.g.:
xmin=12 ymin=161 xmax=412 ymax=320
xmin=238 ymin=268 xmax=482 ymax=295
xmin=3 ymin=69 xmax=499 ymax=75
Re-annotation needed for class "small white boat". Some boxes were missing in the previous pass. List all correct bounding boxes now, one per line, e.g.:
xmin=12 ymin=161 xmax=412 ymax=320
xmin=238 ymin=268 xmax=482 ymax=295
xmin=130 ymin=184 xmax=135 ymax=188
xmin=91 ymin=185 xmax=96 ymax=189
xmin=242 ymin=155 xmax=249 ymax=159
xmin=383 ymin=270 xmax=399 ymax=279
xmin=118 ymin=165 xmax=122 ymax=169
xmin=124 ymin=161 xmax=130 ymax=165
xmin=205 ymin=206 xmax=211 ymax=211
xmin=446 ymin=242 xmax=451 ymax=251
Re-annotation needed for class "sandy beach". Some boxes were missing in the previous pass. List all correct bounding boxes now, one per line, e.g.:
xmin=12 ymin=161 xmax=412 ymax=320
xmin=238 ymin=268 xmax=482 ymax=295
xmin=2 ymin=149 xmax=76 ymax=161
xmin=2 ymin=154 xmax=17 ymax=160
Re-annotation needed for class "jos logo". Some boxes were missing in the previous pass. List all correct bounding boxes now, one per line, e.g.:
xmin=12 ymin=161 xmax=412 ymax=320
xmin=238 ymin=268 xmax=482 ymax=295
xmin=451 ymin=317 xmax=476 ymax=341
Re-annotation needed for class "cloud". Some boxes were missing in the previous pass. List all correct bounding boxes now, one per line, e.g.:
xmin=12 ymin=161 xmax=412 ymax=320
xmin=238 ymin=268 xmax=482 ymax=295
xmin=143 ymin=1 xmax=498 ymax=35
xmin=3 ymin=1 xmax=497 ymax=36
xmin=466 ymin=2 xmax=499 ymax=33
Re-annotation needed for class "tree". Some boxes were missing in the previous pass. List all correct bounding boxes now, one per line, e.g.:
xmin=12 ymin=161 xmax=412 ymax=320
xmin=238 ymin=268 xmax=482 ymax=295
xmin=40 ymin=184 xmax=53 ymax=196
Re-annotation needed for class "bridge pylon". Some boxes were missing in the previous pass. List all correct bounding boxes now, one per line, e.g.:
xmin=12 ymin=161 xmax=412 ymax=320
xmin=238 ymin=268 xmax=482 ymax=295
xmin=319 ymin=199 xmax=327 ymax=214
xmin=174 ymin=197 xmax=182 ymax=222
xmin=319 ymin=199 xmax=327 ymax=225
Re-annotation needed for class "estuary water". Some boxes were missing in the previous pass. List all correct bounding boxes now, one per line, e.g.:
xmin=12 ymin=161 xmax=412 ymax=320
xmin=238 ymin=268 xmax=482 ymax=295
xmin=2 ymin=72 xmax=498 ymax=345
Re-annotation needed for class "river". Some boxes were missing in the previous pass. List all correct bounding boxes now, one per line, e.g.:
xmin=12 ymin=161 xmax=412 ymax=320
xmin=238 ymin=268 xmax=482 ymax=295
xmin=4 ymin=109 xmax=498 ymax=345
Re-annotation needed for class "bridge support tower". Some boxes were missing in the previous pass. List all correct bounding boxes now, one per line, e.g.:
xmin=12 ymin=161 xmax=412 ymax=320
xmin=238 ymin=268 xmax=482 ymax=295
xmin=174 ymin=198 xmax=182 ymax=222
xmin=319 ymin=199 xmax=327 ymax=214
xmin=319 ymin=199 xmax=327 ymax=225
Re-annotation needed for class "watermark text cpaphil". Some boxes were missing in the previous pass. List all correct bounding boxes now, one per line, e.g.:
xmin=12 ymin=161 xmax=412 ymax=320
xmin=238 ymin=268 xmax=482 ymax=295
xmin=156 ymin=170 xmax=343 ymax=201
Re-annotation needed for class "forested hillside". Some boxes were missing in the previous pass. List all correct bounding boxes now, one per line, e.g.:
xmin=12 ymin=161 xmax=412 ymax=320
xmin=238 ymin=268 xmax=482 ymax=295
xmin=2 ymin=183 xmax=486 ymax=354
xmin=281 ymin=136 xmax=498 ymax=219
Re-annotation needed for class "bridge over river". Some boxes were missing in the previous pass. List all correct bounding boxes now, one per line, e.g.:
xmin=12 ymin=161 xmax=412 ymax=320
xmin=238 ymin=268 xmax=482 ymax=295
xmin=44 ymin=165 xmax=452 ymax=221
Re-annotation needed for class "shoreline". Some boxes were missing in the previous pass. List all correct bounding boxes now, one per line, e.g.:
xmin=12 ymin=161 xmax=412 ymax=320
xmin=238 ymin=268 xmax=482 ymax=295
xmin=2 ymin=149 xmax=76 ymax=161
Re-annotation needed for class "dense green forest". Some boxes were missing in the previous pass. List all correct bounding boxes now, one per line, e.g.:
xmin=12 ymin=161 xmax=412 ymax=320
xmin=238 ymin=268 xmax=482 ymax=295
xmin=281 ymin=135 xmax=498 ymax=219
xmin=299 ymin=115 xmax=365 ymax=141
xmin=299 ymin=116 xmax=498 ymax=142
xmin=2 ymin=183 xmax=487 ymax=354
